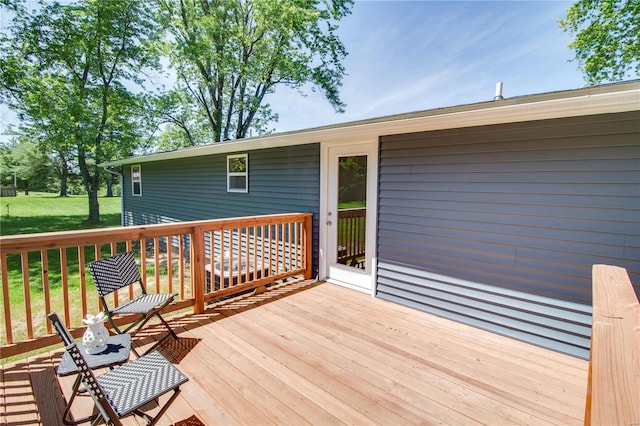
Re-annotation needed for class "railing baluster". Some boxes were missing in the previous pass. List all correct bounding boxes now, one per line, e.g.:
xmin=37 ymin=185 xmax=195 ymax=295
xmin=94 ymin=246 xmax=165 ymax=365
xmin=1 ymin=253 xmax=13 ymax=344
xmin=179 ymin=236 xmax=185 ymax=299
xmin=260 ymin=225 xmax=265 ymax=277
xmin=219 ymin=229 xmax=226 ymax=290
xmin=140 ymin=239 xmax=147 ymax=291
xmin=126 ymin=241 xmax=134 ymax=300
xmin=304 ymin=215 xmax=312 ymax=279
xmin=59 ymin=248 xmax=70 ymax=328
xmin=245 ymin=226 xmax=250 ymax=284
xmin=154 ymin=237 xmax=160 ymax=293
xmin=21 ymin=251 xmax=33 ymax=339
xmin=167 ymin=236 xmax=173 ymax=294
xmin=94 ymin=244 xmax=102 ymax=312
xmin=78 ymin=246 xmax=87 ymax=319
xmin=234 ymin=227 xmax=241 ymax=284
xmin=110 ymin=242 xmax=120 ymax=308
xmin=42 ymin=250 xmax=51 ymax=334
xmin=252 ymin=225 xmax=259 ymax=280
xmin=207 ymin=231 xmax=213 ymax=292
xmin=269 ymin=224 xmax=274 ymax=275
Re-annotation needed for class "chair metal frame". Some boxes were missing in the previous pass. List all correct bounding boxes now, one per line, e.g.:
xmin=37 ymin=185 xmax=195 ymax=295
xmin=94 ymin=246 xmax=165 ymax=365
xmin=48 ymin=312 xmax=188 ymax=426
xmin=88 ymin=251 xmax=178 ymax=356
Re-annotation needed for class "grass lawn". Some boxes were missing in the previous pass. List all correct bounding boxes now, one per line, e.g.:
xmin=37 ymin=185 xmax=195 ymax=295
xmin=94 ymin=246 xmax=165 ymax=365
xmin=1 ymin=193 xmax=123 ymax=353
xmin=1 ymin=192 xmax=121 ymax=235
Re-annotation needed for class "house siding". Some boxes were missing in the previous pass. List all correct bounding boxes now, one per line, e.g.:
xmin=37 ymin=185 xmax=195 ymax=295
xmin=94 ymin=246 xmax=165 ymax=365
xmin=376 ymin=111 xmax=640 ymax=359
xmin=122 ymin=143 xmax=321 ymax=275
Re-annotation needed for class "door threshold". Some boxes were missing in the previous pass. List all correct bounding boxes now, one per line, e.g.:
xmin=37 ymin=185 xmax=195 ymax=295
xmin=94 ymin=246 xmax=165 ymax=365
xmin=326 ymin=278 xmax=372 ymax=295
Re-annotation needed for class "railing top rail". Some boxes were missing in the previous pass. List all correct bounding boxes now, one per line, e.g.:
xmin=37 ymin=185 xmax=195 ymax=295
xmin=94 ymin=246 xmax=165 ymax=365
xmin=0 ymin=212 xmax=312 ymax=254
xmin=586 ymin=264 xmax=640 ymax=426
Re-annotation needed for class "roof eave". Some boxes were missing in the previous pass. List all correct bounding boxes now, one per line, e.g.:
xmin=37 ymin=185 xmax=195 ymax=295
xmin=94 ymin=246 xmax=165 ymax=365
xmin=103 ymin=80 xmax=640 ymax=167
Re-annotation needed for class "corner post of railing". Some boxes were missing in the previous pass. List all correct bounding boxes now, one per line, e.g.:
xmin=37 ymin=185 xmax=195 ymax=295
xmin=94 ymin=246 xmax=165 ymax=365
xmin=304 ymin=213 xmax=313 ymax=280
xmin=191 ymin=225 xmax=206 ymax=314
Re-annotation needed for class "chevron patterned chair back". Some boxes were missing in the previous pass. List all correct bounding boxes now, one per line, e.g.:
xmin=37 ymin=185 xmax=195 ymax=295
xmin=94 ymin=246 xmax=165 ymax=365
xmin=88 ymin=251 xmax=179 ymax=356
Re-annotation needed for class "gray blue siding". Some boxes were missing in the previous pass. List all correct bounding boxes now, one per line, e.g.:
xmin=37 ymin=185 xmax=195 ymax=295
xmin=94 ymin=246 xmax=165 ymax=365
xmin=376 ymin=111 xmax=640 ymax=358
xmin=122 ymin=143 xmax=321 ymax=275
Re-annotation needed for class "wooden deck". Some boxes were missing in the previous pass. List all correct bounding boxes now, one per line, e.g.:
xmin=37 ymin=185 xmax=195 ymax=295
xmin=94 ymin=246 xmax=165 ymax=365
xmin=1 ymin=280 xmax=588 ymax=425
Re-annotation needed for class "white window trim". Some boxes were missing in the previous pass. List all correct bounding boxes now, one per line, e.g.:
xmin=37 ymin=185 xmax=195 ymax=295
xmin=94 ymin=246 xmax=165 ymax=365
xmin=227 ymin=154 xmax=248 ymax=193
xmin=131 ymin=164 xmax=142 ymax=196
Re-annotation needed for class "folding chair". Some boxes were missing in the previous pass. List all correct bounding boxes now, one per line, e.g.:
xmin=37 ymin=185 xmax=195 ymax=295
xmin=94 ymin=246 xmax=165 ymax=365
xmin=88 ymin=251 xmax=178 ymax=356
xmin=48 ymin=312 xmax=188 ymax=426
xmin=48 ymin=311 xmax=132 ymax=425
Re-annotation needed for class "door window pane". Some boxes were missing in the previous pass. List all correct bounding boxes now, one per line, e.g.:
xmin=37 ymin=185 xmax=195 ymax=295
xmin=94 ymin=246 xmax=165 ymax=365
xmin=337 ymin=155 xmax=366 ymax=269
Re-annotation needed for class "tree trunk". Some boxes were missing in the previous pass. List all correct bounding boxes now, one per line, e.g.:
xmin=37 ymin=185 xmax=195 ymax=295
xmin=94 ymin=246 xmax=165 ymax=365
xmin=59 ymin=164 xmax=68 ymax=197
xmin=86 ymin=167 xmax=101 ymax=222
xmin=79 ymin=153 xmax=101 ymax=223
xmin=87 ymin=186 xmax=100 ymax=222
xmin=106 ymin=173 xmax=113 ymax=197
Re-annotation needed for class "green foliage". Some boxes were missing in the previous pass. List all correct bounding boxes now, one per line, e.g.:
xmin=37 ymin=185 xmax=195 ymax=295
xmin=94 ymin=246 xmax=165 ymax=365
xmin=10 ymin=138 xmax=56 ymax=193
xmin=339 ymin=155 xmax=367 ymax=203
xmin=1 ymin=0 xmax=354 ymax=190
xmin=0 ymin=0 xmax=163 ymax=221
xmin=157 ymin=0 xmax=353 ymax=145
xmin=560 ymin=0 xmax=640 ymax=84
xmin=0 ymin=138 xmax=56 ymax=192
xmin=0 ymin=144 xmax=15 ymax=186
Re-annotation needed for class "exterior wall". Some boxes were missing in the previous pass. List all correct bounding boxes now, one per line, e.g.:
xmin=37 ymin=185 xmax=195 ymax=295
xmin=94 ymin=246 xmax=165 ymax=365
xmin=122 ymin=143 xmax=321 ymax=275
xmin=376 ymin=111 xmax=640 ymax=359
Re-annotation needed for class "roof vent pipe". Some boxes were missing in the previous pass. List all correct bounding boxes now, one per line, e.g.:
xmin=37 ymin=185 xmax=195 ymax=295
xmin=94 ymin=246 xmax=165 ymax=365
xmin=494 ymin=81 xmax=504 ymax=100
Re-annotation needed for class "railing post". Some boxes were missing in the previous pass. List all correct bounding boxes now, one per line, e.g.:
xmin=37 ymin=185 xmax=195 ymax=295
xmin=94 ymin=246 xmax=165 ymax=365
xmin=304 ymin=214 xmax=313 ymax=280
xmin=191 ymin=226 xmax=206 ymax=314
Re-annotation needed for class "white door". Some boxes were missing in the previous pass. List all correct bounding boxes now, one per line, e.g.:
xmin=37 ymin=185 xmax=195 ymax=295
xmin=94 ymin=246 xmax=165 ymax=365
xmin=322 ymin=142 xmax=377 ymax=294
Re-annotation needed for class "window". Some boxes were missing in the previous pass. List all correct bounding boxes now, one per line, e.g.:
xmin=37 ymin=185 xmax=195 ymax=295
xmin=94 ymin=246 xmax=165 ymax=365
xmin=227 ymin=154 xmax=248 ymax=193
xmin=131 ymin=165 xmax=142 ymax=196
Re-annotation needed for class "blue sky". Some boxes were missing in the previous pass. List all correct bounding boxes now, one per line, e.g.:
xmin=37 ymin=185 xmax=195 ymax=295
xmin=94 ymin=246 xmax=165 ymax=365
xmin=267 ymin=0 xmax=585 ymax=133
xmin=0 ymin=1 xmax=586 ymax=143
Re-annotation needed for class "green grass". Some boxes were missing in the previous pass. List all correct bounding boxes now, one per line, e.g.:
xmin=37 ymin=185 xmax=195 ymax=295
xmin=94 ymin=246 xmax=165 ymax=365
xmin=338 ymin=201 xmax=366 ymax=209
xmin=1 ymin=192 xmax=122 ymax=235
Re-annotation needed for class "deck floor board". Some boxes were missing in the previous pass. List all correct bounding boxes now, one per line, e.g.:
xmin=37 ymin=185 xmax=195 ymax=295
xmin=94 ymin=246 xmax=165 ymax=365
xmin=1 ymin=280 xmax=588 ymax=425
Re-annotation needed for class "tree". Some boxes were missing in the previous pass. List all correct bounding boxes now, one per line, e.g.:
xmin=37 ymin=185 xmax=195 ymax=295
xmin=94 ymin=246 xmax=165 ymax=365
xmin=0 ymin=143 xmax=17 ymax=186
xmin=0 ymin=0 xmax=162 ymax=221
xmin=158 ymin=0 xmax=353 ymax=145
xmin=2 ymin=138 xmax=55 ymax=195
xmin=560 ymin=0 xmax=640 ymax=84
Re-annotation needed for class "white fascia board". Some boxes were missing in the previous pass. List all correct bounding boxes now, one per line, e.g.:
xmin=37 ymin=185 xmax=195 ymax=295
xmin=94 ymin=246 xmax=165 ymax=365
xmin=104 ymin=83 xmax=640 ymax=167
xmin=325 ymin=86 xmax=640 ymax=143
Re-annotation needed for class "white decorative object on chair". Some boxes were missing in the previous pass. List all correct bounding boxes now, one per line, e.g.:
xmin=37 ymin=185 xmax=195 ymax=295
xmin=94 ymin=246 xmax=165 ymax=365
xmin=82 ymin=312 xmax=109 ymax=354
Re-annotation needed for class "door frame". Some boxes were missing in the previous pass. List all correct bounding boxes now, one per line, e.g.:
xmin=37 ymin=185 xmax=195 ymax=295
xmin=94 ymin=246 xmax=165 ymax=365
xmin=319 ymin=138 xmax=378 ymax=295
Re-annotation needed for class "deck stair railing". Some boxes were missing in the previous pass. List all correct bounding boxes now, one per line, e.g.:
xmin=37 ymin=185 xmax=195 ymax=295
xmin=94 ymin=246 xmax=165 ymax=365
xmin=0 ymin=212 xmax=312 ymax=359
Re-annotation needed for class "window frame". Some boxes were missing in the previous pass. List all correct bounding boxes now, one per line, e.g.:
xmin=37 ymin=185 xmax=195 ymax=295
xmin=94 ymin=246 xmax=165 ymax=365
xmin=227 ymin=154 xmax=248 ymax=193
xmin=131 ymin=164 xmax=142 ymax=196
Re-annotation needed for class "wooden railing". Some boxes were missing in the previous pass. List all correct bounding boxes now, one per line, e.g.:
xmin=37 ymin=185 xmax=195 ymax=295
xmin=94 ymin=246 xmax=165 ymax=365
xmin=585 ymin=264 xmax=639 ymax=426
xmin=0 ymin=212 xmax=312 ymax=359
xmin=337 ymin=208 xmax=366 ymax=268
